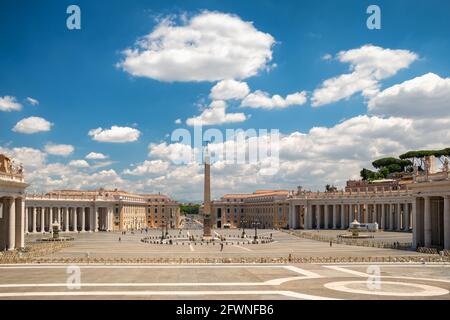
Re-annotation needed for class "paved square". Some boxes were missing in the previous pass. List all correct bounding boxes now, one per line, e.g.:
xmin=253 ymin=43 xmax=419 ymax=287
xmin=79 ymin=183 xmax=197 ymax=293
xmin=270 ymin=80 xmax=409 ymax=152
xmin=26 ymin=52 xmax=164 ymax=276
xmin=0 ymin=229 xmax=447 ymax=300
xmin=24 ymin=229 xmax=424 ymax=260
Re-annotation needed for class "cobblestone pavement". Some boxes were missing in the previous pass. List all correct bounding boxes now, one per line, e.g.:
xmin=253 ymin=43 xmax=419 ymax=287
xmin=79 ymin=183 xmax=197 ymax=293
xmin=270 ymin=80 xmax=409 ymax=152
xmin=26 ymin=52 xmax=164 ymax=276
xmin=0 ymin=263 xmax=449 ymax=300
xmin=1 ymin=229 xmax=448 ymax=300
xmin=24 ymin=229 xmax=422 ymax=260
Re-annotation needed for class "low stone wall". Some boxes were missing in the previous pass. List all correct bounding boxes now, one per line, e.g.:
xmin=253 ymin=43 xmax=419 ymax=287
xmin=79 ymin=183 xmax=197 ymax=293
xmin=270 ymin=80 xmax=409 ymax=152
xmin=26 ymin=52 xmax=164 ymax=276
xmin=0 ymin=241 xmax=73 ymax=263
xmin=417 ymin=247 xmax=450 ymax=256
xmin=286 ymin=230 xmax=412 ymax=251
xmin=1 ymin=255 xmax=449 ymax=265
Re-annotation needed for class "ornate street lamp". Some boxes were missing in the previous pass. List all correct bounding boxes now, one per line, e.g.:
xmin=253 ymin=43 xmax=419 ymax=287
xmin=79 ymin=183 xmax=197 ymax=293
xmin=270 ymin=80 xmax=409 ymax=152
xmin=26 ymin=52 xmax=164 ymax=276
xmin=240 ymin=217 xmax=247 ymax=238
xmin=252 ymin=219 xmax=261 ymax=243
xmin=161 ymin=219 xmax=165 ymax=240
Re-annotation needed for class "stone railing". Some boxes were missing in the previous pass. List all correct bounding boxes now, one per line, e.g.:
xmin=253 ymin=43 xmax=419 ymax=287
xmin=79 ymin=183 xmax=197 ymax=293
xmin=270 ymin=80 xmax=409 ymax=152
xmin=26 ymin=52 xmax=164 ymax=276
xmin=0 ymin=171 xmax=25 ymax=183
xmin=290 ymin=189 xmax=412 ymax=200
xmin=26 ymin=193 xmax=116 ymax=201
xmin=416 ymin=171 xmax=449 ymax=183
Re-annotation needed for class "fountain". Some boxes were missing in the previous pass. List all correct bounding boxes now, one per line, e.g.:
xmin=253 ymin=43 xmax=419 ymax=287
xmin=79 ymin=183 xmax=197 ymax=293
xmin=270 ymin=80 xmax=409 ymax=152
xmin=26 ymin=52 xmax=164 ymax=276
xmin=339 ymin=219 xmax=374 ymax=239
xmin=39 ymin=221 xmax=74 ymax=242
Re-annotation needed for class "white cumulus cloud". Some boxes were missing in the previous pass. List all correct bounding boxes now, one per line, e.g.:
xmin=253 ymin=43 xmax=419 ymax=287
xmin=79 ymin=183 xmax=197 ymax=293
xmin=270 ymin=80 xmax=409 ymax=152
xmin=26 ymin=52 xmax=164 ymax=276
xmin=241 ymin=90 xmax=307 ymax=109
xmin=368 ymin=73 xmax=450 ymax=119
xmin=85 ymin=152 xmax=108 ymax=160
xmin=0 ymin=96 xmax=22 ymax=112
xmin=312 ymin=45 xmax=418 ymax=106
xmin=0 ymin=146 xmax=47 ymax=169
xmin=123 ymin=160 xmax=170 ymax=175
xmin=69 ymin=160 xmax=90 ymax=168
xmin=210 ymin=80 xmax=250 ymax=100
xmin=118 ymin=11 xmax=275 ymax=82
xmin=186 ymin=100 xmax=246 ymax=126
xmin=88 ymin=126 xmax=141 ymax=143
xmin=12 ymin=116 xmax=52 ymax=134
xmin=44 ymin=143 xmax=74 ymax=157
xmin=149 ymin=142 xmax=194 ymax=164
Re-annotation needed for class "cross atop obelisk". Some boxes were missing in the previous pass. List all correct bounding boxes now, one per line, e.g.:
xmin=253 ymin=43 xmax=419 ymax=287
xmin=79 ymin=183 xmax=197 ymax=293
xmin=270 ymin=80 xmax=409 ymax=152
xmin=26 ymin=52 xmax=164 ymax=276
xmin=203 ymin=142 xmax=212 ymax=238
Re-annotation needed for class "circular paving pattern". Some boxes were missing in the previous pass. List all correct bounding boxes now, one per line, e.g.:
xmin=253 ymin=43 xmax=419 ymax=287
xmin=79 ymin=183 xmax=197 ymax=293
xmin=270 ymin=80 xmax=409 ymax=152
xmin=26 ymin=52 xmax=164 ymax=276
xmin=324 ymin=280 xmax=449 ymax=297
xmin=140 ymin=235 xmax=274 ymax=245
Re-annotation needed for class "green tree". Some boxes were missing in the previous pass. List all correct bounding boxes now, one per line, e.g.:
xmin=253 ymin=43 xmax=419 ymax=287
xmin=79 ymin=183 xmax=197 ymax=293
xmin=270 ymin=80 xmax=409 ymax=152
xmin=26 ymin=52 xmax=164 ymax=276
xmin=180 ymin=204 xmax=200 ymax=215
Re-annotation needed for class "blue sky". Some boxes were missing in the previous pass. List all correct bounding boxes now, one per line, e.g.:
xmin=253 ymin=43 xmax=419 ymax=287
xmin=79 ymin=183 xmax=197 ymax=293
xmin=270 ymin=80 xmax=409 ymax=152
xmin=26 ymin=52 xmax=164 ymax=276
xmin=1 ymin=0 xmax=450 ymax=200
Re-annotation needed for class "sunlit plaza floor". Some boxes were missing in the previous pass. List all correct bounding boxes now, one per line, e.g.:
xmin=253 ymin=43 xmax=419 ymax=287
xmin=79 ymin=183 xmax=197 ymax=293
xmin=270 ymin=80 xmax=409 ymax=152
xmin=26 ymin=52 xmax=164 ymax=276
xmin=1 ymin=262 xmax=449 ymax=300
xmin=24 ymin=228 xmax=419 ymax=259
xmin=0 ymin=229 xmax=448 ymax=300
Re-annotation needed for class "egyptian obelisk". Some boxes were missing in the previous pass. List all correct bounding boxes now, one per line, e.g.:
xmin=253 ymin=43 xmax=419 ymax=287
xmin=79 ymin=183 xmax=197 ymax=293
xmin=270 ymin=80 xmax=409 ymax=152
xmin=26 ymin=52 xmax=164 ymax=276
xmin=203 ymin=145 xmax=212 ymax=238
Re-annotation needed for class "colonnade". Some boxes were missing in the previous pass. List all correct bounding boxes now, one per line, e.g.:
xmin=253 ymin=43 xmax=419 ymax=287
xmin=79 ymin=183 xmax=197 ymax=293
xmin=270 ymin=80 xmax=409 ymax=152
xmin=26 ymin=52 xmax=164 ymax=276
xmin=413 ymin=195 xmax=450 ymax=249
xmin=0 ymin=197 xmax=25 ymax=251
xmin=24 ymin=205 xmax=113 ymax=233
xmin=289 ymin=200 xmax=413 ymax=232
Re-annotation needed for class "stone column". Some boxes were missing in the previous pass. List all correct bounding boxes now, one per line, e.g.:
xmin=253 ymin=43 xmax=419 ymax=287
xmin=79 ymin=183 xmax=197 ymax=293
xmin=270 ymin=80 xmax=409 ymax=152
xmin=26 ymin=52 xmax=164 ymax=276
xmin=373 ymin=204 xmax=378 ymax=224
xmin=381 ymin=204 xmax=385 ymax=230
xmin=412 ymin=199 xmax=418 ymax=248
xmin=32 ymin=207 xmax=37 ymax=233
xmin=363 ymin=203 xmax=370 ymax=223
xmin=443 ymin=196 xmax=450 ymax=250
xmin=3 ymin=198 xmax=16 ymax=250
xmin=15 ymin=198 xmax=25 ymax=249
xmin=404 ymin=203 xmax=410 ymax=231
xmin=306 ymin=204 xmax=312 ymax=229
xmin=1 ymin=198 xmax=8 ymax=251
xmin=107 ymin=207 xmax=112 ymax=231
xmin=389 ymin=204 xmax=395 ymax=231
xmin=5 ymin=199 xmax=14 ymax=250
xmin=73 ymin=207 xmax=78 ymax=232
xmin=40 ymin=207 xmax=45 ymax=233
xmin=316 ymin=205 xmax=321 ymax=229
xmin=424 ymin=196 xmax=432 ymax=247
xmin=49 ymin=208 xmax=53 ymax=230
xmin=357 ymin=204 xmax=361 ymax=222
xmin=94 ymin=207 xmax=99 ymax=232
xmin=81 ymin=207 xmax=86 ymax=232
xmin=332 ymin=204 xmax=337 ymax=229
xmin=0 ymin=199 xmax=4 ymax=251
xmin=341 ymin=204 xmax=346 ymax=229
xmin=65 ymin=208 xmax=69 ymax=231
xmin=24 ymin=205 xmax=28 ymax=233
xmin=288 ymin=202 xmax=294 ymax=228
xmin=324 ymin=205 xmax=329 ymax=229
xmin=290 ymin=204 xmax=294 ymax=229
xmin=397 ymin=203 xmax=402 ymax=231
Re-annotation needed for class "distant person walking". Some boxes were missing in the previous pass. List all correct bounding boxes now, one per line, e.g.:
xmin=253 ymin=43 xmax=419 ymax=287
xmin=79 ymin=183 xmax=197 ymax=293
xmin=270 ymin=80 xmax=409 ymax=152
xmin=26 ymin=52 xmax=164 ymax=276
xmin=220 ymin=243 xmax=224 ymax=252
xmin=119 ymin=237 xmax=121 ymax=242
xmin=329 ymin=240 xmax=333 ymax=247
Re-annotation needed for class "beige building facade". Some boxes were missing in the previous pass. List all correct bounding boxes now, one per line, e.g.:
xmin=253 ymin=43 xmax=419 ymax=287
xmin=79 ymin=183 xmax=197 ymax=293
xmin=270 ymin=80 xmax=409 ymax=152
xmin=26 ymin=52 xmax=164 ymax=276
xmin=212 ymin=170 xmax=450 ymax=250
xmin=25 ymin=189 xmax=180 ymax=233
xmin=212 ymin=190 xmax=290 ymax=229
xmin=287 ymin=171 xmax=450 ymax=250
